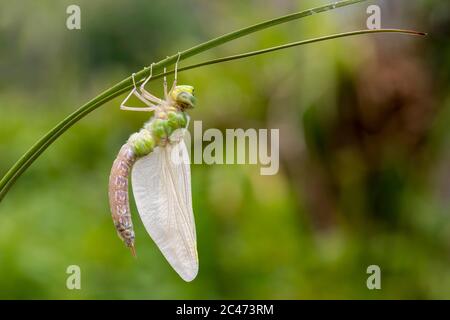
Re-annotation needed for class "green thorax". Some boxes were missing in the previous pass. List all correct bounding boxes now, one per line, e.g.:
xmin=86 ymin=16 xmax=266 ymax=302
xmin=128 ymin=107 xmax=188 ymax=158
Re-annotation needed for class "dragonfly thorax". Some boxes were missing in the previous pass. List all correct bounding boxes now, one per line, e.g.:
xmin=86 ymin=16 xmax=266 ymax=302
xmin=128 ymin=108 xmax=188 ymax=158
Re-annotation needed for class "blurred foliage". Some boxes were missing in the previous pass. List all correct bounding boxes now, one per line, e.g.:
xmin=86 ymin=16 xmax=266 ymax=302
xmin=0 ymin=0 xmax=449 ymax=299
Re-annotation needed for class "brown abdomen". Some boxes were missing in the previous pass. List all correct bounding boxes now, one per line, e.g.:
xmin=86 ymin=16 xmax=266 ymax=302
xmin=108 ymin=143 xmax=136 ymax=251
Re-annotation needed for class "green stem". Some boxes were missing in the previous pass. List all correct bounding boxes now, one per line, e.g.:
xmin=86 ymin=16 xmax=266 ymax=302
xmin=0 ymin=0 xmax=406 ymax=201
xmin=0 ymin=28 xmax=426 ymax=201
xmin=155 ymin=29 xmax=426 ymax=78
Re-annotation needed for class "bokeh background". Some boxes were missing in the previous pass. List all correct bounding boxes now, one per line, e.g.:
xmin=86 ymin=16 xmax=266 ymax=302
xmin=0 ymin=0 xmax=449 ymax=299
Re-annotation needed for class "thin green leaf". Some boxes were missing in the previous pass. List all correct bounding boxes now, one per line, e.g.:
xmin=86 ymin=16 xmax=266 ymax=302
xmin=156 ymin=29 xmax=426 ymax=79
xmin=0 ymin=28 xmax=426 ymax=201
xmin=0 ymin=1 xmax=409 ymax=201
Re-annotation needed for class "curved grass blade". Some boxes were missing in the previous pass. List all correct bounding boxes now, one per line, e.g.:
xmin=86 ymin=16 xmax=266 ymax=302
xmin=155 ymin=29 xmax=426 ymax=79
xmin=0 ymin=28 xmax=426 ymax=201
xmin=0 ymin=0 xmax=369 ymax=201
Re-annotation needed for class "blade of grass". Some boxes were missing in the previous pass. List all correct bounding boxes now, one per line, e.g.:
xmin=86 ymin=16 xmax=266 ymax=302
xmin=0 ymin=28 xmax=426 ymax=201
xmin=155 ymin=29 xmax=427 ymax=78
xmin=0 ymin=0 xmax=369 ymax=201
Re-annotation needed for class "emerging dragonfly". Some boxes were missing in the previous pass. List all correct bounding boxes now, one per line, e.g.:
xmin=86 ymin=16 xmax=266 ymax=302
xmin=108 ymin=54 xmax=198 ymax=282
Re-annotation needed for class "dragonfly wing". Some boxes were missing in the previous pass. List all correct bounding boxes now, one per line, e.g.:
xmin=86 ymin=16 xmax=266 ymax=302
xmin=131 ymin=140 xmax=198 ymax=281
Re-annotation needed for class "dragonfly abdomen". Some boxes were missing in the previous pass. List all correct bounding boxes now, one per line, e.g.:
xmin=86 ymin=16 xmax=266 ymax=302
xmin=108 ymin=143 xmax=137 ymax=255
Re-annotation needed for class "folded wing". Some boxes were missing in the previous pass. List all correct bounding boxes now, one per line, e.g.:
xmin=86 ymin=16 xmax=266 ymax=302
xmin=131 ymin=140 xmax=198 ymax=281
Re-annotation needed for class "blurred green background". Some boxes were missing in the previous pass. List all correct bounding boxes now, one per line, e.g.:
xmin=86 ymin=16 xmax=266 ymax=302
xmin=0 ymin=0 xmax=449 ymax=299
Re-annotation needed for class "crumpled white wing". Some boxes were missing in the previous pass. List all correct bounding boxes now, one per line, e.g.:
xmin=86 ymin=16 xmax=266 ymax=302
xmin=131 ymin=140 xmax=198 ymax=281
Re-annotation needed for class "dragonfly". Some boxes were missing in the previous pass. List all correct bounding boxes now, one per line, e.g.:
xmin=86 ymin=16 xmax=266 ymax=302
xmin=108 ymin=54 xmax=198 ymax=282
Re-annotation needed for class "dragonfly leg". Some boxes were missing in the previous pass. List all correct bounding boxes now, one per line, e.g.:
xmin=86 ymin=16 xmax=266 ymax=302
xmin=163 ymin=66 xmax=168 ymax=99
xmin=120 ymin=73 xmax=158 ymax=112
xmin=170 ymin=52 xmax=181 ymax=92
xmin=140 ymin=63 xmax=164 ymax=104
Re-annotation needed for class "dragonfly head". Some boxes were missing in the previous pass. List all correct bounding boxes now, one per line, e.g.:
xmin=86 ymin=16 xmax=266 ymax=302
xmin=171 ymin=85 xmax=196 ymax=109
